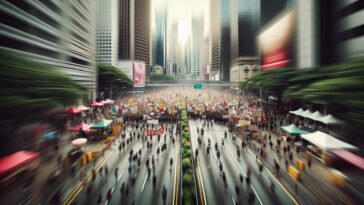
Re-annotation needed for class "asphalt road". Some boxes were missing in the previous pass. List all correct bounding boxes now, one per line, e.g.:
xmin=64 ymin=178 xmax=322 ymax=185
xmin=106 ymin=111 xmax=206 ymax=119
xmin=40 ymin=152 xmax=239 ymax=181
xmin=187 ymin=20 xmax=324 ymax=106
xmin=72 ymin=123 xmax=180 ymax=205
xmin=189 ymin=119 xmax=298 ymax=205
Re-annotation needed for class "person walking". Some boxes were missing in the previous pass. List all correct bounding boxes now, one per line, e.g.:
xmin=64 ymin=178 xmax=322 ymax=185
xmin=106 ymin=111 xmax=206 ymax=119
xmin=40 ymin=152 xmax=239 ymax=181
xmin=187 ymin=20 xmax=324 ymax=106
xmin=153 ymin=174 xmax=157 ymax=188
xmin=114 ymin=167 xmax=119 ymax=181
xmin=170 ymin=157 xmax=173 ymax=172
xmin=162 ymin=185 xmax=167 ymax=205
xmin=120 ymin=182 xmax=125 ymax=195
xmin=239 ymin=174 xmax=244 ymax=185
xmin=107 ymin=188 xmax=112 ymax=201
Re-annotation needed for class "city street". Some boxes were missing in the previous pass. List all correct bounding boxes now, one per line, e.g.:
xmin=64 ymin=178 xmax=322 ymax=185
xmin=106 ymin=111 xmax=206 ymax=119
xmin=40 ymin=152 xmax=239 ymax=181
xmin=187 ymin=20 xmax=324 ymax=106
xmin=72 ymin=124 xmax=180 ymax=205
xmin=189 ymin=120 xmax=298 ymax=205
xmin=1 ymin=1 xmax=364 ymax=204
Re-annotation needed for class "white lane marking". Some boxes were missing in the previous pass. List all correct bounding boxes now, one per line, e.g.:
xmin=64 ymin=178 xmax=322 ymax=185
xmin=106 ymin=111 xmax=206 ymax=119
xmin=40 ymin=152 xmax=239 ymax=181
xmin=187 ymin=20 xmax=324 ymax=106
xmin=227 ymin=146 xmax=263 ymax=205
xmin=191 ymin=121 xmax=207 ymax=205
xmin=117 ymin=169 xmax=125 ymax=182
xmin=140 ymin=173 xmax=148 ymax=192
xmin=232 ymin=195 xmax=236 ymax=205
xmin=246 ymin=146 xmax=300 ymax=205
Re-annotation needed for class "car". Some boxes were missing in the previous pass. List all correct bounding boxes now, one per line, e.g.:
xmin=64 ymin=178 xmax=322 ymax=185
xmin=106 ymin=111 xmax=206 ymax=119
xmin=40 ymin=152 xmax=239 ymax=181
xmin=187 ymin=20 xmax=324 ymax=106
xmin=68 ymin=147 xmax=84 ymax=161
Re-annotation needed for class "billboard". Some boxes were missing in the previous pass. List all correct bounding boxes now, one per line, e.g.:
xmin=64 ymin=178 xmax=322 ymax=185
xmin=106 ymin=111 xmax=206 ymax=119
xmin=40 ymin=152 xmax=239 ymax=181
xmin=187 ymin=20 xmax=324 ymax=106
xmin=119 ymin=61 xmax=133 ymax=81
xmin=133 ymin=61 xmax=145 ymax=87
xmin=258 ymin=10 xmax=295 ymax=70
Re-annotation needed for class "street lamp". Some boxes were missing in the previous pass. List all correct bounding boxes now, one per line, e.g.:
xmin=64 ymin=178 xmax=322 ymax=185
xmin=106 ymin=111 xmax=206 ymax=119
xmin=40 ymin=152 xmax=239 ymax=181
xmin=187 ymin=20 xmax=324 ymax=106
xmin=110 ymin=79 xmax=122 ymax=100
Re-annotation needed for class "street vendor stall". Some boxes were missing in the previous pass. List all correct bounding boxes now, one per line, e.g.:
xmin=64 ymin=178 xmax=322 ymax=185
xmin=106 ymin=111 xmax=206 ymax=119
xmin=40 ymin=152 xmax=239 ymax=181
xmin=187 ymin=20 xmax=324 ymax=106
xmin=281 ymin=124 xmax=308 ymax=142
xmin=301 ymin=131 xmax=357 ymax=164
xmin=88 ymin=119 xmax=113 ymax=141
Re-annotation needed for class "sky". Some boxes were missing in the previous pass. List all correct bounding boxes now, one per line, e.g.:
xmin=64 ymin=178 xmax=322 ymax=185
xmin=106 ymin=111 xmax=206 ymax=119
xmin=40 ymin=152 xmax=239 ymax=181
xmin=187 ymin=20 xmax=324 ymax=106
xmin=152 ymin=0 xmax=210 ymax=43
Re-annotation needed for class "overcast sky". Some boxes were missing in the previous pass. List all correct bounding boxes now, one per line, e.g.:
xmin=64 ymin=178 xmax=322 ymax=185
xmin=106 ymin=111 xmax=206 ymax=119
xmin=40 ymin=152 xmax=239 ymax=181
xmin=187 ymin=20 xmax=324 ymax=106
xmin=152 ymin=0 xmax=210 ymax=42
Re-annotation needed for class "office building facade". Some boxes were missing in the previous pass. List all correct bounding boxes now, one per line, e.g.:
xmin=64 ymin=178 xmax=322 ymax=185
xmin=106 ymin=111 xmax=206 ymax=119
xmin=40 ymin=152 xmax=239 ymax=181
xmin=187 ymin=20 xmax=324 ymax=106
xmin=119 ymin=0 xmax=151 ymax=80
xmin=96 ymin=0 xmax=119 ymax=67
xmin=0 ymin=0 xmax=97 ymax=101
xmin=210 ymin=0 xmax=231 ymax=81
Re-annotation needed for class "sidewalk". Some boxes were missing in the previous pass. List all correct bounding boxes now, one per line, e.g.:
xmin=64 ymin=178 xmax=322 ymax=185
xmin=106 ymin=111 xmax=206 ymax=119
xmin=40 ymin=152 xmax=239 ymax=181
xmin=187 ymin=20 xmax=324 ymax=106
xmin=253 ymin=129 xmax=355 ymax=205
xmin=9 ymin=132 xmax=114 ymax=205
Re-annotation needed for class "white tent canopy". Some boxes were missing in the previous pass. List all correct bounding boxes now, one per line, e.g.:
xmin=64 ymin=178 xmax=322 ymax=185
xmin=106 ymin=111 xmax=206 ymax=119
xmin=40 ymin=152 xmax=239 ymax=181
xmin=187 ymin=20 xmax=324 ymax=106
xmin=105 ymin=99 xmax=115 ymax=104
xmin=289 ymin=108 xmax=304 ymax=115
xmin=77 ymin=105 xmax=90 ymax=111
xmin=301 ymin=110 xmax=313 ymax=118
xmin=307 ymin=111 xmax=324 ymax=121
xmin=289 ymin=109 xmax=342 ymax=124
xmin=317 ymin=114 xmax=342 ymax=125
xmin=301 ymin=131 xmax=357 ymax=150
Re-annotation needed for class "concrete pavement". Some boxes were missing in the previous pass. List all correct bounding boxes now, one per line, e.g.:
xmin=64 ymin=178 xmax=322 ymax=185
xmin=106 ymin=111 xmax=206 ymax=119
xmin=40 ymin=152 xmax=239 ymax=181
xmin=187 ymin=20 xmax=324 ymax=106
xmin=190 ymin=119 xmax=297 ymax=205
xmin=72 ymin=123 xmax=180 ymax=205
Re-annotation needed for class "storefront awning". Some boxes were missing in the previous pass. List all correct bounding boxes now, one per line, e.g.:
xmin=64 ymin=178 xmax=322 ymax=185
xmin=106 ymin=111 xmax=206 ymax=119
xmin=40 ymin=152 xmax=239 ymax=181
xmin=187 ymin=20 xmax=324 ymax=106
xmin=281 ymin=124 xmax=307 ymax=135
xmin=91 ymin=119 xmax=113 ymax=128
xmin=331 ymin=149 xmax=364 ymax=171
xmin=0 ymin=151 xmax=39 ymax=176
xmin=301 ymin=131 xmax=357 ymax=150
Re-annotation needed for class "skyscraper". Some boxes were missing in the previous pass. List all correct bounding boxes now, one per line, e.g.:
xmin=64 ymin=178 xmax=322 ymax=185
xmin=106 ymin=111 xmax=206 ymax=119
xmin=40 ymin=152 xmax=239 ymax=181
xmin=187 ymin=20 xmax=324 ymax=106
xmin=167 ymin=22 xmax=178 ymax=75
xmin=210 ymin=0 xmax=231 ymax=81
xmin=191 ymin=15 xmax=204 ymax=78
xmin=119 ymin=0 xmax=151 ymax=79
xmin=152 ymin=5 xmax=166 ymax=69
xmin=96 ymin=0 xmax=119 ymax=67
xmin=230 ymin=0 xmax=260 ymax=59
xmin=0 ymin=0 xmax=97 ymax=100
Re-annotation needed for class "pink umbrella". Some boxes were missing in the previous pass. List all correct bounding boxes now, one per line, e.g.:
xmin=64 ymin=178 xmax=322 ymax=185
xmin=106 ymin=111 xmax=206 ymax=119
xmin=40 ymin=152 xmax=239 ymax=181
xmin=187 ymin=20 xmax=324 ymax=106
xmin=64 ymin=107 xmax=83 ymax=114
xmin=91 ymin=101 xmax=105 ymax=107
xmin=71 ymin=138 xmax=87 ymax=146
xmin=68 ymin=123 xmax=92 ymax=132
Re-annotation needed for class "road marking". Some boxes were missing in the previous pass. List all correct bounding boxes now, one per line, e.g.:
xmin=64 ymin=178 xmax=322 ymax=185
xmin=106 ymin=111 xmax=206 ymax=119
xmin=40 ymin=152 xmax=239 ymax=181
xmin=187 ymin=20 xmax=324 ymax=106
xmin=246 ymin=148 xmax=300 ymax=205
xmin=227 ymin=146 xmax=263 ymax=205
xmin=197 ymin=159 xmax=207 ymax=205
xmin=232 ymin=195 xmax=236 ymax=205
xmin=63 ymin=150 xmax=114 ymax=205
xmin=117 ymin=169 xmax=125 ymax=182
xmin=172 ymin=141 xmax=179 ymax=205
xmin=141 ymin=173 xmax=148 ymax=192
xmin=192 ymin=121 xmax=207 ymax=205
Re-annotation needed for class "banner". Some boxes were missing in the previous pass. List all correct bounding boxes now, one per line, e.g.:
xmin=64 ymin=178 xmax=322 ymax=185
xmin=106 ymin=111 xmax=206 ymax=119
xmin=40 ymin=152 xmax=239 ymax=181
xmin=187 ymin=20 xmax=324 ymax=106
xmin=147 ymin=119 xmax=159 ymax=124
xmin=146 ymin=127 xmax=164 ymax=136
xmin=146 ymin=128 xmax=156 ymax=136
xmin=158 ymin=127 xmax=164 ymax=134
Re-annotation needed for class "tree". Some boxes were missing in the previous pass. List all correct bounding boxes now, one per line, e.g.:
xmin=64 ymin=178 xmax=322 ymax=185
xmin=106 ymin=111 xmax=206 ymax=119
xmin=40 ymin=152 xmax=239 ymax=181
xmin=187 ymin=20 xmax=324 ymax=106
xmin=0 ymin=48 xmax=87 ymax=155
xmin=150 ymin=74 xmax=176 ymax=81
xmin=0 ymin=49 xmax=86 ymax=121
xmin=97 ymin=65 xmax=133 ymax=98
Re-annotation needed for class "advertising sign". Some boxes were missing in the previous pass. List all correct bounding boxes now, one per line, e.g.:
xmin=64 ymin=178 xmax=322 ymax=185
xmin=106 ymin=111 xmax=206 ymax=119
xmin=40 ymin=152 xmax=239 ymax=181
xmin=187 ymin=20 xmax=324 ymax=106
xmin=259 ymin=10 xmax=295 ymax=70
xmin=133 ymin=61 xmax=146 ymax=87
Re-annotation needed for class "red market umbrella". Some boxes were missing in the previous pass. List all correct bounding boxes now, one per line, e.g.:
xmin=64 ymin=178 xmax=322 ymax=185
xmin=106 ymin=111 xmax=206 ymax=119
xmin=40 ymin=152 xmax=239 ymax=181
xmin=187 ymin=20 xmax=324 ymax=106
xmin=64 ymin=107 xmax=83 ymax=114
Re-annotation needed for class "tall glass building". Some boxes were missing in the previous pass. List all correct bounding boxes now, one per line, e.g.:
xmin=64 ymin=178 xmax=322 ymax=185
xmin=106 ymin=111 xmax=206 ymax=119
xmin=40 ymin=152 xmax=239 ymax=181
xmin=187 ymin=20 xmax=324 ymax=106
xmin=96 ymin=0 xmax=119 ymax=67
xmin=0 ymin=0 xmax=97 ymax=101
xmin=230 ymin=0 xmax=260 ymax=59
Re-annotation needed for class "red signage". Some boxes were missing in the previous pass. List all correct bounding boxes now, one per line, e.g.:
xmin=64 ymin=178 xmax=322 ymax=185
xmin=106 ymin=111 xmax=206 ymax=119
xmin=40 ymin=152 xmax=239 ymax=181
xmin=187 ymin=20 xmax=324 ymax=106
xmin=146 ymin=127 xmax=164 ymax=136
xmin=259 ymin=10 xmax=294 ymax=71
